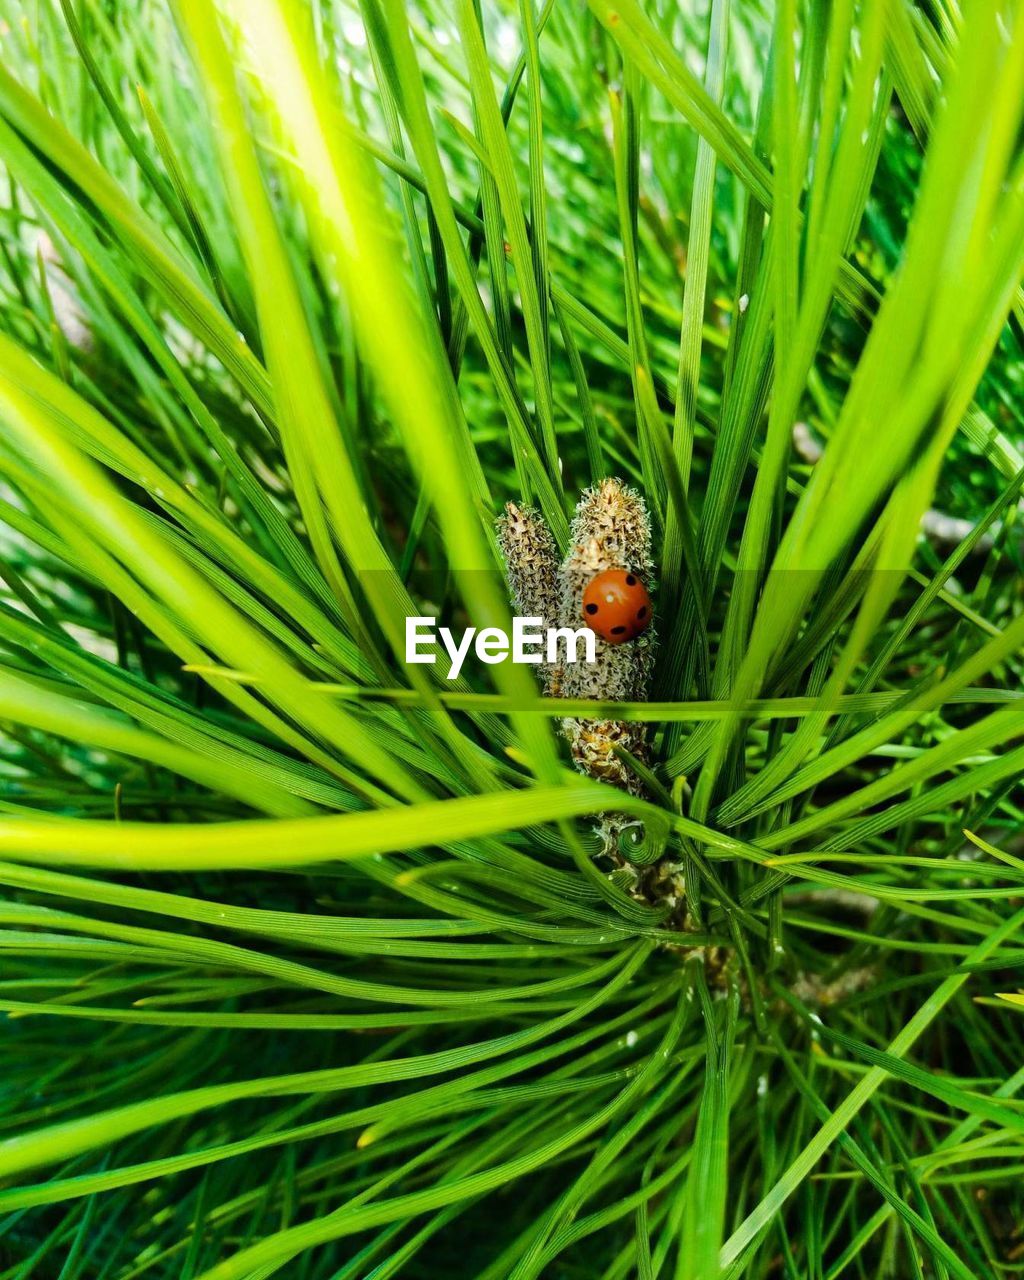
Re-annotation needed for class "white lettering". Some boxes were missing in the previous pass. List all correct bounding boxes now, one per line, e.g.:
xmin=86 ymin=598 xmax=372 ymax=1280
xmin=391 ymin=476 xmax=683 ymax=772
xmin=405 ymin=617 xmax=600 ymax=677
xmin=512 ymin=616 xmax=544 ymax=663
xmin=406 ymin=617 xmax=437 ymax=664
xmin=438 ymin=626 xmax=476 ymax=681
xmin=547 ymin=626 xmax=596 ymax=665
xmin=475 ymin=627 xmax=509 ymax=664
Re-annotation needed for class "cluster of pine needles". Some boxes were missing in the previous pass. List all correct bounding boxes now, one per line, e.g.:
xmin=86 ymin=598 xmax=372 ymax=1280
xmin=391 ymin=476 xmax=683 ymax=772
xmin=0 ymin=0 xmax=1023 ymax=1276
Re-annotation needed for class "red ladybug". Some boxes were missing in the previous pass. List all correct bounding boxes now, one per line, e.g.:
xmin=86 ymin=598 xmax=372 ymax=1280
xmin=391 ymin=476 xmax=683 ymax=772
xmin=581 ymin=569 xmax=651 ymax=644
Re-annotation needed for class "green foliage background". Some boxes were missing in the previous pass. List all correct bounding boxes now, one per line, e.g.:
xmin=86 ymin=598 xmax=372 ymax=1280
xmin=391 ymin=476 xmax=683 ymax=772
xmin=0 ymin=0 xmax=1023 ymax=1275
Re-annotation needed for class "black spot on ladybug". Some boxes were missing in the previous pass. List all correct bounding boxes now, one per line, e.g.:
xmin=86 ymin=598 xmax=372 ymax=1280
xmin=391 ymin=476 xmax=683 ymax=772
xmin=636 ymin=606 xmax=647 ymax=619
xmin=625 ymin=574 xmax=636 ymax=586
xmin=585 ymin=603 xmax=598 ymax=615
xmin=610 ymin=625 xmax=626 ymax=635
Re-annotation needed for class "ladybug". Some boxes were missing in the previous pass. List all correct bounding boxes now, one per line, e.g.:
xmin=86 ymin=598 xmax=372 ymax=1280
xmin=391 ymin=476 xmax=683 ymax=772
xmin=581 ymin=569 xmax=651 ymax=644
